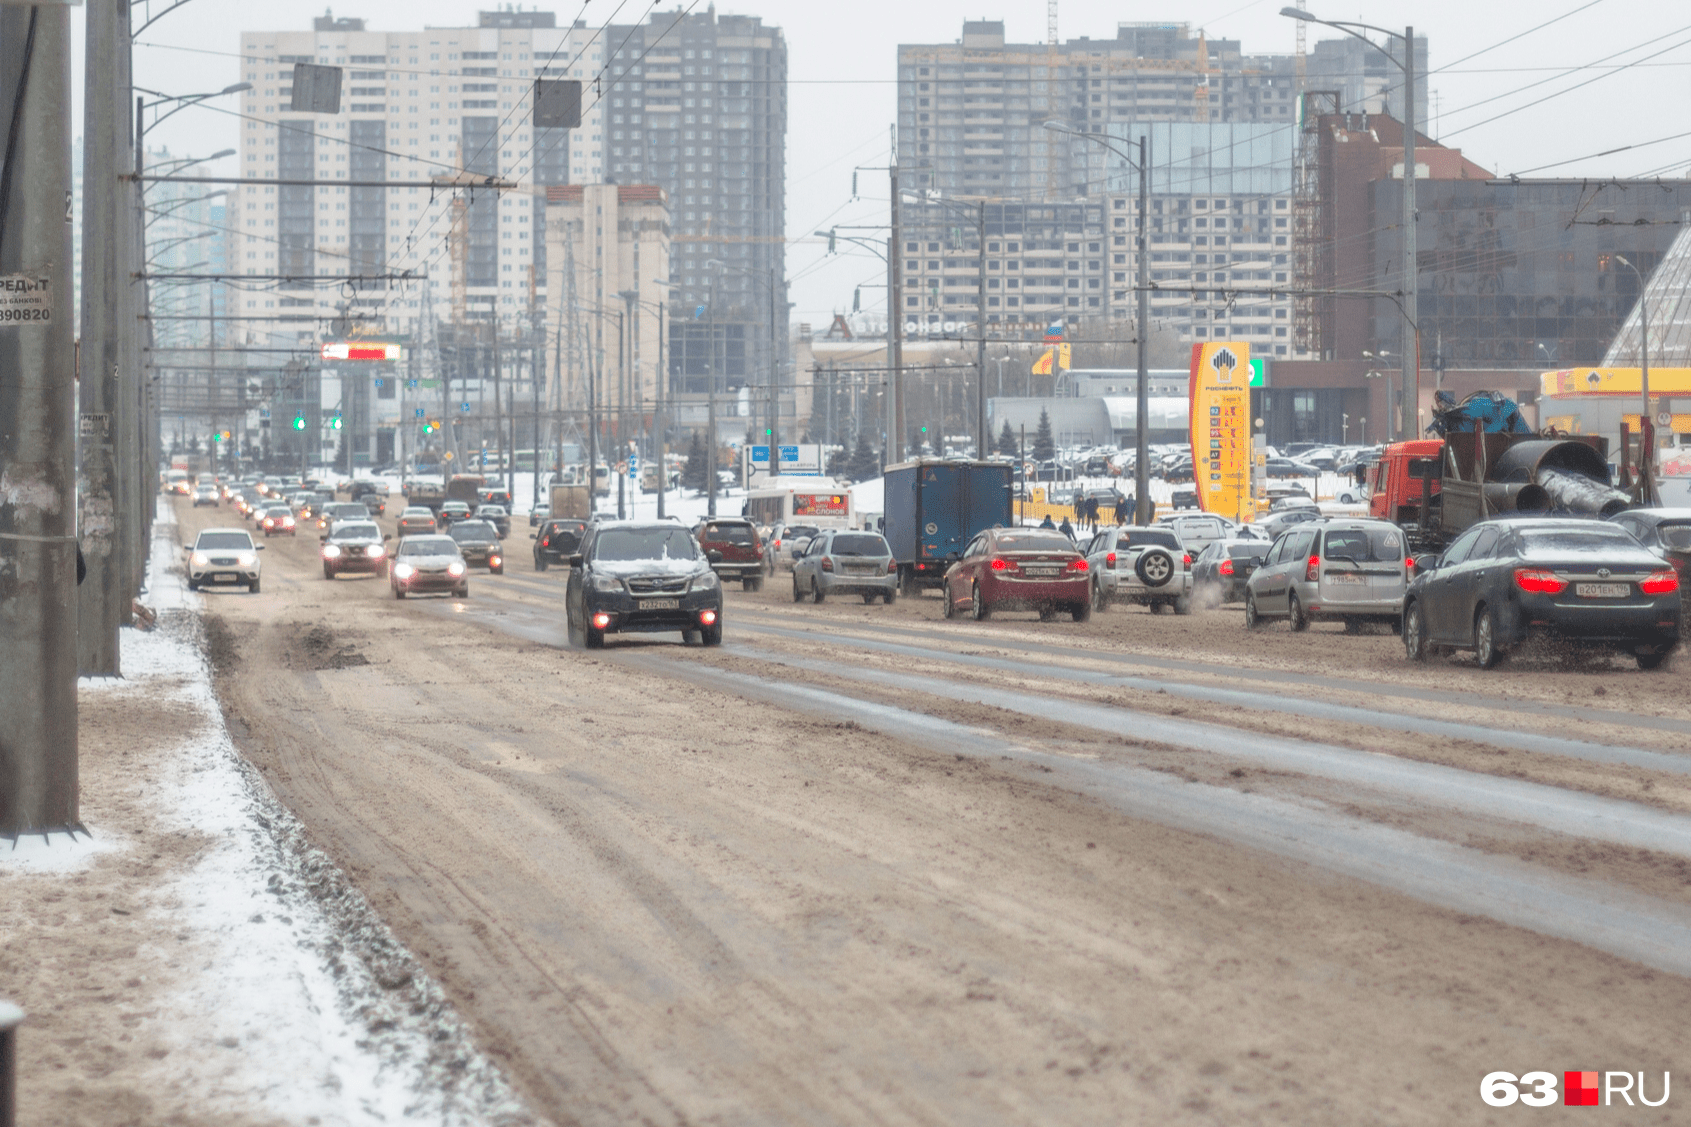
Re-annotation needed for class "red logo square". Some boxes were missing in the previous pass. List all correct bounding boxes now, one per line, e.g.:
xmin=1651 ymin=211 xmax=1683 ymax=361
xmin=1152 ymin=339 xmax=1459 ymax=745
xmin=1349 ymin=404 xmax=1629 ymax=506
xmin=1565 ymin=1071 xmax=1600 ymax=1106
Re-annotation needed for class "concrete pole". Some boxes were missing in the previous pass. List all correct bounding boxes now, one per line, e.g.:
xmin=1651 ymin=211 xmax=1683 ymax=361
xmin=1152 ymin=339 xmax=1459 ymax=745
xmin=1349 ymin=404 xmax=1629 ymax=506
xmin=1135 ymin=134 xmax=1152 ymax=527
xmin=656 ymin=299 xmax=666 ymax=519
xmin=0 ymin=3 xmax=81 ymax=836
xmin=124 ymin=92 xmax=143 ymax=606
xmin=1401 ymin=26 xmax=1417 ymax=442
xmin=976 ymin=203 xmax=987 ymax=456
xmin=707 ymin=275 xmax=717 ymax=517
xmin=76 ymin=0 xmax=127 ymax=674
xmin=889 ymin=129 xmax=904 ymax=464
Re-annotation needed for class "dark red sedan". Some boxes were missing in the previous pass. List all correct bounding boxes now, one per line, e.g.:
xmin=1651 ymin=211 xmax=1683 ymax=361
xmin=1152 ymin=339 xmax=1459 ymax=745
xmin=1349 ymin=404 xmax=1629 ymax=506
xmin=942 ymin=528 xmax=1092 ymax=622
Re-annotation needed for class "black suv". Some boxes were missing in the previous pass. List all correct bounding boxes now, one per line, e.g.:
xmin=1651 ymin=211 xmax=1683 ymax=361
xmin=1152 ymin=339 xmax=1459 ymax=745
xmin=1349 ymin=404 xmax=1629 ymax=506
xmin=566 ymin=520 xmax=723 ymax=648
xmin=532 ymin=518 xmax=587 ymax=571
xmin=448 ymin=519 xmax=505 ymax=573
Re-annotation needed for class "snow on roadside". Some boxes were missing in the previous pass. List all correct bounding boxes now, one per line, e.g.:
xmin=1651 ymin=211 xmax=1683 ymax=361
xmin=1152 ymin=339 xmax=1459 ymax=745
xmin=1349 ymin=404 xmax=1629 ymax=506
xmin=99 ymin=501 xmax=537 ymax=1126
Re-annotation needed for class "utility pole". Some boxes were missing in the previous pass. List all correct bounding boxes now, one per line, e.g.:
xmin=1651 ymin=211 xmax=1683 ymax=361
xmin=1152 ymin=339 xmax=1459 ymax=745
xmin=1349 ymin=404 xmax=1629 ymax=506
xmin=77 ymin=0 xmax=129 ymax=675
xmin=1 ymin=2 xmax=81 ymax=836
xmin=707 ymin=273 xmax=718 ymax=517
xmin=655 ymin=299 xmax=667 ymax=519
xmin=888 ymin=124 xmax=904 ymax=464
xmin=1402 ymin=26 xmax=1418 ymax=442
xmin=975 ymin=202 xmax=987 ymax=456
xmin=1135 ymin=134 xmax=1152 ymax=526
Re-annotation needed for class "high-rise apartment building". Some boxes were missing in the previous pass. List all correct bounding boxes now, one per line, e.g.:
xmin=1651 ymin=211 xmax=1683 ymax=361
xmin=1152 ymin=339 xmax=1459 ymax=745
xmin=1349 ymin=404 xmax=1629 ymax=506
xmin=233 ymin=7 xmax=786 ymax=457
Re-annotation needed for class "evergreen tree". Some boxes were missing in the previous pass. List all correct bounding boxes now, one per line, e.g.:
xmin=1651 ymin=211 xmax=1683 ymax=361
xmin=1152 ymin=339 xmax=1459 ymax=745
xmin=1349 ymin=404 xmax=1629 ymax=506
xmin=1032 ymin=408 xmax=1055 ymax=462
xmin=998 ymin=419 xmax=1017 ymax=457
xmin=826 ymin=444 xmax=848 ymax=478
xmin=682 ymin=431 xmax=709 ymax=493
xmin=846 ymin=430 xmax=880 ymax=482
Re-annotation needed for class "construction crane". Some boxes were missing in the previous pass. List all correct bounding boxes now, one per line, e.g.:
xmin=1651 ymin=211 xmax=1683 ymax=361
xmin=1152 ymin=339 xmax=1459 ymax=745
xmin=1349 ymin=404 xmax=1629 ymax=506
xmin=1044 ymin=0 xmax=1061 ymax=197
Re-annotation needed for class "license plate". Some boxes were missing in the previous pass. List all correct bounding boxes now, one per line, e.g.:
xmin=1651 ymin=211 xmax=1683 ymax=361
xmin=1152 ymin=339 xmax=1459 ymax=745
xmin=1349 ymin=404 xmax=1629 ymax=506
xmin=1326 ymin=572 xmax=1365 ymax=585
xmin=213 ymin=574 xmax=238 ymax=583
xmin=638 ymin=598 xmax=680 ymax=610
xmin=1577 ymin=583 xmax=1630 ymax=598
xmin=1025 ymin=567 xmax=1060 ymax=577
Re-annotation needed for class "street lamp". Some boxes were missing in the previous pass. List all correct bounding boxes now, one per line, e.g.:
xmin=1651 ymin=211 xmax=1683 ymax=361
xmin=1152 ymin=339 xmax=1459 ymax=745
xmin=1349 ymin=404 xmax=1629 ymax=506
xmin=1282 ymin=7 xmax=1418 ymax=449
xmin=1364 ymin=371 xmax=1391 ymax=443
xmin=1044 ymin=120 xmax=1152 ymax=525
xmin=1362 ymin=350 xmax=1397 ymax=439
xmin=1614 ymin=254 xmax=1653 ymax=464
xmin=137 ymin=84 xmax=251 ymax=138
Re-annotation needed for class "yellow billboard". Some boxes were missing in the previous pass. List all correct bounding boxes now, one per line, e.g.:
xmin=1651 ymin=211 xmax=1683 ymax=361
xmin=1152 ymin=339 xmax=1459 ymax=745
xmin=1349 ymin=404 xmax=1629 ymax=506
xmin=1189 ymin=341 xmax=1252 ymax=522
xmin=1540 ymin=368 xmax=1691 ymax=397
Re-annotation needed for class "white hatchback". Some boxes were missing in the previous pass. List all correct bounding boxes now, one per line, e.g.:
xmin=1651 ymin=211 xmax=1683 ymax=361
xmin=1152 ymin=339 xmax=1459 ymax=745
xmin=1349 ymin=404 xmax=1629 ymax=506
xmin=186 ymin=528 xmax=264 ymax=593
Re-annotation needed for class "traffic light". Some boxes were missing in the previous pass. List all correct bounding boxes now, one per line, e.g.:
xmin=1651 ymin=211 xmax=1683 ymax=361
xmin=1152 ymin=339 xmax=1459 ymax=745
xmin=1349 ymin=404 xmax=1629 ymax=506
xmin=329 ymin=416 xmax=342 ymax=430
xmin=292 ymin=415 xmax=306 ymax=431
xmin=422 ymin=419 xmax=439 ymax=435
xmin=211 ymin=431 xmax=222 ymax=443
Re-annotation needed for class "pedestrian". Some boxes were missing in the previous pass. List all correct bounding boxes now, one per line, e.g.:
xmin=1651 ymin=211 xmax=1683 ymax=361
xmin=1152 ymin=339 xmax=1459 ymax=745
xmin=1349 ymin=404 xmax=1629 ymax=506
xmin=1121 ymin=494 xmax=1136 ymax=526
xmin=1085 ymin=495 xmax=1099 ymax=530
xmin=1039 ymin=513 xmax=1056 ymax=530
xmin=1058 ymin=515 xmax=1076 ymax=542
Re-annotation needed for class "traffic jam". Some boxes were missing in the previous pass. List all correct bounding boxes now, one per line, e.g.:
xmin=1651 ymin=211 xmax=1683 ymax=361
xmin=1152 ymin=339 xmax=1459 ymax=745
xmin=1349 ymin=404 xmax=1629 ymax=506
xmin=182 ymin=383 xmax=1684 ymax=678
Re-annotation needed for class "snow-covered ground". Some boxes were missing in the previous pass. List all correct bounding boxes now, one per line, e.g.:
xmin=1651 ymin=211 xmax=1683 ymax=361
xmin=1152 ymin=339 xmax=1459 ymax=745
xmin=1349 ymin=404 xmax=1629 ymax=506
xmin=2 ymin=500 xmax=532 ymax=1126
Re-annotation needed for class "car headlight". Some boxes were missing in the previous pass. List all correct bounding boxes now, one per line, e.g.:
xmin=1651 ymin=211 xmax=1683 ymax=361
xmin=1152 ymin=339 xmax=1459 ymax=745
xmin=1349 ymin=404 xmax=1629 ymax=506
xmin=393 ymin=563 xmax=415 ymax=580
xmin=236 ymin=553 xmax=257 ymax=567
xmin=693 ymin=568 xmax=720 ymax=590
xmin=448 ymin=561 xmax=466 ymax=577
xmin=190 ymin=552 xmax=209 ymax=567
xmin=367 ymin=545 xmax=385 ymax=559
xmin=322 ymin=544 xmax=342 ymax=558
xmin=590 ymin=573 xmax=624 ymax=592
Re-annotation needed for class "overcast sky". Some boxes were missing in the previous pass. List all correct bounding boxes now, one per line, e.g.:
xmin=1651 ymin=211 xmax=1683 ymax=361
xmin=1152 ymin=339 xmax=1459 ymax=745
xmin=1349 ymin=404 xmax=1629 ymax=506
xmin=109 ymin=0 xmax=1688 ymax=327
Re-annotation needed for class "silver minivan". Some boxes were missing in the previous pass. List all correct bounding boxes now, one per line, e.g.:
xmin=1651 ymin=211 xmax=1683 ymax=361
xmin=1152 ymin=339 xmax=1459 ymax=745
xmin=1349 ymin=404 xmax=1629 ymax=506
xmin=1244 ymin=518 xmax=1410 ymax=632
xmin=792 ymin=529 xmax=898 ymax=604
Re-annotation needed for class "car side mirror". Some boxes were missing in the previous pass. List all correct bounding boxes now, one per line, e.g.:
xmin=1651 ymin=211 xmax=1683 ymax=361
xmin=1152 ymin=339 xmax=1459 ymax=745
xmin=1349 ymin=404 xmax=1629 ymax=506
xmin=567 ymin=553 xmax=584 ymax=567
xmin=1413 ymin=553 xmax=1439 ymax=572
xmin=529 ymin=532 xmax=538 ymax=540
xmin=256 ymin=544 xmax=266 ymax=551
xmin=383 ymin=533 xmax=391 ymax=541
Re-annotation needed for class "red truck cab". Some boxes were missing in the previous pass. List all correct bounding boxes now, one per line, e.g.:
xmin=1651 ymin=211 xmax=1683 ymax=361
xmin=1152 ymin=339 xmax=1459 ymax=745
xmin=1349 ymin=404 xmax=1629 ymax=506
xmin=1368 ymin=440 xmax=1445 ymax=526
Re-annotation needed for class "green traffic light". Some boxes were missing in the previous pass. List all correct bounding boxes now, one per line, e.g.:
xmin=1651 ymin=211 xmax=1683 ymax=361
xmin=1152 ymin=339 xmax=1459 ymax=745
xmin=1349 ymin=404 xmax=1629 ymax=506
xmin=292 ymin=416 xmax=306 ymax=431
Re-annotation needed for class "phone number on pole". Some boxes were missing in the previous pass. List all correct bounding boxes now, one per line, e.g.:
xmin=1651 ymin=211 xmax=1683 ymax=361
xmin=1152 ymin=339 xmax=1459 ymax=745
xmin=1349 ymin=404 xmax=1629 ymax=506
xmin=0 ymin=274 xmax=51 ymax=323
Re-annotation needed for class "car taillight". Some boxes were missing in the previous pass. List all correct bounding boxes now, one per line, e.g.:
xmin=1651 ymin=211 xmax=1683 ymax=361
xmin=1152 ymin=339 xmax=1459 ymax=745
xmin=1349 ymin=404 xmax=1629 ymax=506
xmin=887 ymin=559 xmax=897 ymax=574
xmin=1219 ymin=559 xmax=1234 ymax=576
xmin=1514 ymin=567 xmax=1568 ymax=594
xmin=1105 ymin=551 xmax=1116 ymax=567
xmin=1404 ymin=556 xmax=1416 ymax=574
xmin=1641 ymin=569 xmax=1680 ymax=595
xmin=989 ymin=557 xmax=1020 ymax=572
xmin=1182 ymin=553 xmax=1192 ymax=567
xmin=1305 ymin=554 xmax=1320 ymax=582
xmin=821 ymin=557 xmax=834 ymax=572
xmin=1066 ymin=558 xmax=1089 ymax=572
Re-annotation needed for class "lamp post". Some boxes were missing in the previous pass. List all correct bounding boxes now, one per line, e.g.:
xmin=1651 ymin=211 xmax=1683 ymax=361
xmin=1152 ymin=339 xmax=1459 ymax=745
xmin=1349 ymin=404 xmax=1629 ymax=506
xmin=1615 ymin=254 xmax=1653 ymax=462
xmin=1044 ymin=121 xmax=1152 ymax=525
xmin=1282 ymin=7 xmax=1417 ymax=448
xmin=1362 ymin=350 xmax=1396 ymax=439
xmin=1364 ymin=371 xmax=1391 ymax=442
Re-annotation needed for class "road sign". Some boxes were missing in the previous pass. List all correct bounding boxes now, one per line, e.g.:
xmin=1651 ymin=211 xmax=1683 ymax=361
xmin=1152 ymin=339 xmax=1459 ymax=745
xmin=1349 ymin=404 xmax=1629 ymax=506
xmin=414 ymin=408 xmax=425 ymax=418
xmin=320 ymin=341 xmax=401 ymax=361
xmin=1659 ymin=410 xmax=1674 ymax=427
xmin=627 ymin=454 xmax=639 ymax=476
xmin=407 ymin=378 xmax=419 ymax=388
xmin=460 ymin=402 xmax=470 ymax=412
xmin=443 ymin=451 xmax=454 ymax=461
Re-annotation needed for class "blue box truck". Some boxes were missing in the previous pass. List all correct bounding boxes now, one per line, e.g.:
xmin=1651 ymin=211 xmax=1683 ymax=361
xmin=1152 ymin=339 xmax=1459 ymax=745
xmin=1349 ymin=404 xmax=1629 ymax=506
xmin=884 ymin=459 xmax=1015 ymax=595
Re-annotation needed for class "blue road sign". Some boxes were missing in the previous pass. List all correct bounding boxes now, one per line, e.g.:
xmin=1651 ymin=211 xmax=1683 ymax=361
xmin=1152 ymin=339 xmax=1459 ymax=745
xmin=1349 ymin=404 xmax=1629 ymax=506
xmin=778 ymin=445 xmax=799 ymax=462
xmin=408 ymin=378 xmax=418 ymax=388
xmin=414 ymin=408 xmax=425 ymax=418
xmin=460 ymin=402 xmax=471 ymax=412
xmin=750 ymin=445 xmax=770 ymax=462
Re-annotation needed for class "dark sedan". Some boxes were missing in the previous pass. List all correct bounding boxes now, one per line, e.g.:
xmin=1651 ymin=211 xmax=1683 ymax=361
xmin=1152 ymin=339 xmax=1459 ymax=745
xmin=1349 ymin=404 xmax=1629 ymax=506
xmin=942 ymin=528 xmax=1091 ymax=622
xmin=532 ymin=518 xmax=587 ymax=571
xmin=1609 ymin=508 xmax=1691 ymax=586
xmin=1402 ymin=518 xmax=1680 ymax=670
xmin=448 ymin=519 xmax=505 ymax=573
xmin=1192 ymin=537 xmax=1271 ymax=604
xmin=321 ymin=520 xmax=390 ymax=579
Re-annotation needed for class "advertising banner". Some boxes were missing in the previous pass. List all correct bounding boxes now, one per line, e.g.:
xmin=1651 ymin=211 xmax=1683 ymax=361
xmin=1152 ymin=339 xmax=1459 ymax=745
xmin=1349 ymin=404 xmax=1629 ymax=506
xmin=1189 ymin=341 xmax=1252 ymax=521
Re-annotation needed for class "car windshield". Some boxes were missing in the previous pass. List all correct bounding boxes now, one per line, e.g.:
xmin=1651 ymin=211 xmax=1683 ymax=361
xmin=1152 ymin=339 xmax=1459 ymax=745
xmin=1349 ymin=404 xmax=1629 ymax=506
xmin=478 ymin=506 xmax=507 ymax=516
xmin=784 ymin=526 xmax=821 ymax=540
xmin=1518 ymin=528 xmax=1642 ymax=553
xmin=402 ymin=509 xmax=432 ymax=519
xmin=1322 ymin=527 xmax=1404 ymax=563
xmin=400 ymin=537 xmax=458 ymax=556
xmin=450 ymin=521 xmax=498 ymax=541
xmin=1119 ymin=529 xmax=1180 ymax=549
xmin=1228 ymin=543 xmax=1267 ymax=559
xmin=704 ymin=523 xmax=755 ymax=544
xmin=1657 ymin=521 xmax=1691 ymax=549
xmin=594 ymin=527 xmax=699 ymax=562
xmin=196 ymin=533 xmax=252 ymax=550
xmin=264 ymin=506 xmax=290 ymax=515
xmin=995 ymin=533 xmax=1075 ymax=553
xmin=332 ymin=523 xmax=380 ymax=540
xmin=832 ymin=533 xmax=888 ymax=556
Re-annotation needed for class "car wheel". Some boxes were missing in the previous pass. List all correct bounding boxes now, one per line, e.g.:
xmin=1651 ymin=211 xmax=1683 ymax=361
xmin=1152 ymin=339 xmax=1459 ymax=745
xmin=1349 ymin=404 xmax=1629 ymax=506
xmin=812 ymin=578 xmax=825 ymax=604
xmin=970 ymin=582 xmax=990 ymax=621
xmin=493 ymin=566 xmax=504 ymax=576
xmin=456 ymin=585 xmax=470 ymax=599
xmin=1071 ymin=599 xmax=1091 ymax=623
xmin=1342 ymin=616 xmax=1361 ymax=635
xmin=536 ymin=556 xmax=549 ymax=572
xmin=394 ymin=585 xmax=406 ymax=600
xmin=750 ymin=575 xmax=763 ymax=592
xmin=862 ymin=592 xmax=877 ymax=604
xmin=792 ymin=576 xmax=805 ymax=603
xmin=899 ymin=567 xmax=918 ymax=598
xmin=702 ymin=620 xmax=723 ymax=646
xmin=1172 ymin=595 xmax=1192 ymax=616
xmin=1244 ymin=590 xmax=1261 ymax=629
xmin=884 ymin=587 xmax=897 ymax=605
xmin=682 ymin=628 xmax=702 ymax=645
xmin=744 ymin=578 xmax=758 ymax=592
xmin=248 ymin=579 xmax=260 ymax=595
xmin=1637 ymin=649 xmax=1670 ymax=671
xmin=323 ymin=565 xmax=335 ymax=580
xmin=585 ymin=623 xmax=605 ymax=649
xmin=187 ymin=579 xmax=200 ymax=592
xmin=1403 ymin=601 xmax=1428 ymax=662
xmin=1092 ymin=578 xmax=1109 ymax=612
xmin=1474 ymin=604 xmax=1506 ymax=669
xmin=1038 ymin=606 xmax=1056 ymax=621
xmin=1136 ymin=548 xmax=1174 ymax=588
xmin=1288 ymin=592 xmax=1309 ymax=632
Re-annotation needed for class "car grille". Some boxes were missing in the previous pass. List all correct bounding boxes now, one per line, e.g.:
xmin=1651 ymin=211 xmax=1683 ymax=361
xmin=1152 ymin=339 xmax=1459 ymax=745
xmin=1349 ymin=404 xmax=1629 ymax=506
xmin=344 ymin=546 xmax=366 ymax=557
xmin=210 ymin=556 xmax=238 ymax=566
xmin=627 ymin=576 xmax=689 ymax=594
